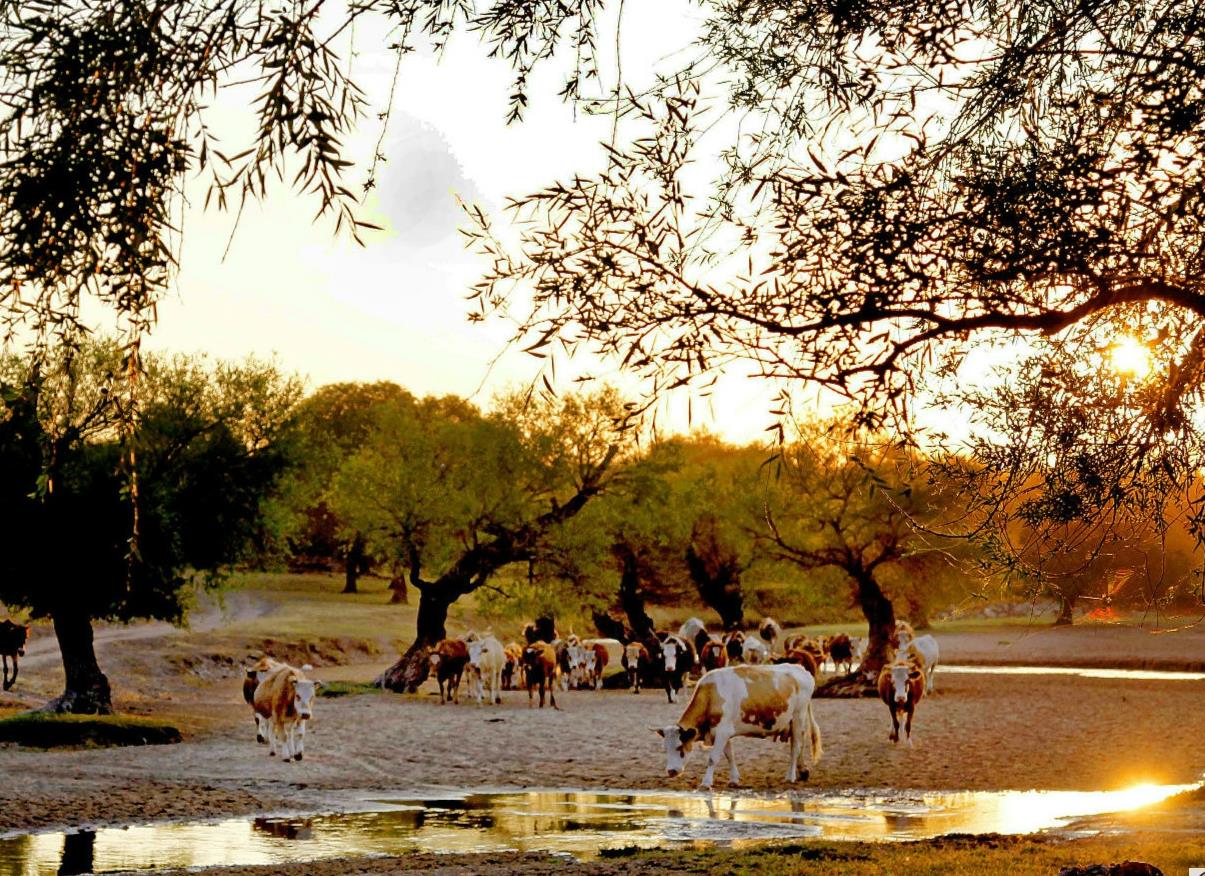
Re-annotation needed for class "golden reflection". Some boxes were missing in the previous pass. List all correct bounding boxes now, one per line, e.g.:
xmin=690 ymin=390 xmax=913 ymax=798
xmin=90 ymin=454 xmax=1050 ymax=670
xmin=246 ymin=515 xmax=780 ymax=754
xmin=1110 ymin=336 xmax=1152 ymax=378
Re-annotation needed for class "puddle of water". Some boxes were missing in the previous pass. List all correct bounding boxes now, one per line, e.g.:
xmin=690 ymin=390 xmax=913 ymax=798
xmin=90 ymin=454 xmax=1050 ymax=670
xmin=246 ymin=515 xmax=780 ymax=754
xmin=0 ymin=782 xmax=1198 ymax=874
xmin=942 ymin=665 xmax=1205 ymax=681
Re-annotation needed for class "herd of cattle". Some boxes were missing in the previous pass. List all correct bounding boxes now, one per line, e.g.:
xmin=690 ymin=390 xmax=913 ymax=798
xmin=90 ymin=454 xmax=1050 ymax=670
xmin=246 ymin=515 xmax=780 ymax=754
xmin=239 ymin=615 xmax=942 ymax=787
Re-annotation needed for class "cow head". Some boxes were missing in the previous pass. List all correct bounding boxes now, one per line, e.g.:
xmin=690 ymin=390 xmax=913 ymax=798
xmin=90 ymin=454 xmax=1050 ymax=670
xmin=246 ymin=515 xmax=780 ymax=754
xmin=292 ymin=678 xmax=318 ymax=720
xmin=466 ymin=639 xmax=485 ymax=669
xmin=888 ymin=661 xmax=921 ymax=707
xmin=655 ymin=725 xmax=698 ymax=777
xmin=662 ymin=638 xmax=679 ymax=672
xmin=624 ymin=643 xmax=643 ymax=668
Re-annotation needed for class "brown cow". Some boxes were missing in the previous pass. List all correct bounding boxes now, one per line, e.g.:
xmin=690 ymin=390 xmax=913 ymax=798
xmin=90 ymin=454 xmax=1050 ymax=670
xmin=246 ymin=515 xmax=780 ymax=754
xmin=827 ymin=633 xmax=854 ymax=674
xmin=502 ymin=641 xmax=524 ymax=689
xmin=243 ymin=656 xmax=282 ymax=743
xmin=699 ymin=638 xmax=727 ymax=672
xmin=587 ymin=640 xmax=610 ymax=690
xmin=0 ymin=619 xmax=30 ymax=691
xmin=774 ymin=648 xmax=819 ymax=679
xmin=523 ymin=642 xmax=559 ymax=709
xmin=251 ymin=663 xmax=319 ymax=761
xmin=878 ymin=655 xmax=925 ymax=746
xmin=429 ymin=638 xmax=470 ymax=704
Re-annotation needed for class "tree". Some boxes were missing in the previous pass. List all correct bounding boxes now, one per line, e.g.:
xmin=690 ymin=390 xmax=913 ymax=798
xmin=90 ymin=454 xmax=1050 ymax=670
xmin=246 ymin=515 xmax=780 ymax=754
xmin=329 ymin=388 xmax=631 ymax=691
xmin=760 ymin=420 xmax=953 ymax=691
xmin=0 ymin=342 xmax=302 ymax=713
xmin=283 ymin=382 xmax=415 ymax=592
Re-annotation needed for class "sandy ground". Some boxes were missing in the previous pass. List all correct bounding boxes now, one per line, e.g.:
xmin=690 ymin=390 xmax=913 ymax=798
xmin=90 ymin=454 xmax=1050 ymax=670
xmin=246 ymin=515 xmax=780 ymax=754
xmin=2 ymin=615 xmax=1205 ymax=838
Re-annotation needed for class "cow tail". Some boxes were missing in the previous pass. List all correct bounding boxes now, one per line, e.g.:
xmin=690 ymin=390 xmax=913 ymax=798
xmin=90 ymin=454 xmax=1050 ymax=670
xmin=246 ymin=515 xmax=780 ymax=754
xmin=807 ymin=698 xmax=823 ymax=764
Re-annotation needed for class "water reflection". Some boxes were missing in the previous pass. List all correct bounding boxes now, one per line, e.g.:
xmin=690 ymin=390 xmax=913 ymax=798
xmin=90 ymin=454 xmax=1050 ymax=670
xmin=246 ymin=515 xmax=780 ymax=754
xmin=943 ymin=664 xmax=1205 ymax=681
xmin=0 ymin=782 xmax=1197 ymax=875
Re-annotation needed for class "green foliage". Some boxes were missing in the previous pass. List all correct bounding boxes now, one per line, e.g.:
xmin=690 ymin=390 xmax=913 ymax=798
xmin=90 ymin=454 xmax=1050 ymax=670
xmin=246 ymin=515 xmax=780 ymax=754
xmin=0 ymin=712 xmax=181 ymax=748
xmin=0 ymin=339 xmax=303 ymax=623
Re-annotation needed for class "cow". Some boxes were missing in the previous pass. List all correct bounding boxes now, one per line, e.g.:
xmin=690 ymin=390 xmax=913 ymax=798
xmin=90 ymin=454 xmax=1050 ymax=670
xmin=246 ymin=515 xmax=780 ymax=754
xmin=251 ymin=663 xmax=320 ymax=761
xmin=722 ymin=631 xmax=745 ymax=663
xmin=466 ymin=635 xmax=506 ymax=704
xmin=243 ymin=656 xmax=283 ymax=744
xmin=660 ymin=634 xmax=694 ymax=703
xmin=0 ymin=619 xmax=30 ymax=691
xmin=774 ymin=648 xmax=819 ymax=679
xmin=502 ymin=641 xmax=524 ymax=689
xmin=699 ymin=637 xmax=727 ymax=672
xmin=758 ymin=617 xmax=783 ymax=655
xmin=742 ymin=633 xmax=771 ymax=665
xmin=655 ymin=664 xmax=823 ymax=790
xmin=878 ymin=654 xmax=925 ymax=745
xmin=523 ymin=641 xmax=559 ymax=709
xmin=896 ymin=623 xmax=939 ymax=693
xmin=584 ymin=639 xmax=611 ymax=689
xmin=622 ymin=642 xmax=649 ymax=693
xmin=429 ymin=638 xmax=470 ymax=704
xmin=827 ymin=633 xmax=855 ymax=674
xmin=678 ymin=617 xmax=712 ymax=656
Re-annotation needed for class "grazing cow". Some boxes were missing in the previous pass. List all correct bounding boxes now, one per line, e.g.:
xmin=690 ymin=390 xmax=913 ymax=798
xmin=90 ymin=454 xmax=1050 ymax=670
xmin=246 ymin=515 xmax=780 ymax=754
xmin=878 ymin=655 xmax=925 ymax=745
xmin=774 ymin=648 xmax=819 ymax=679
xmin=699 ymin=638 xmax=727 ymax=672
xmin=742 ymin=633 xmax=771 ymax=665
xmin=758 ymin=617 xmax=783 ymax=655
xmin=826 ymin=633 xmax=855 ymax=674
xmin=655 ymin=664 xmax=823 ymax=789
xmin=502 ymin=641 xmax=524 ymax=689
xmin=523 ymin=642 xmax=559 ymax=708
xmin=899 ymin=631 xmax=940 ymax=693
xmin=243 ymin=656 xmax=283 ymax=744
xmin=466 ymin=635 xmax=506 ymax=704
xmin=0 ymin=619 xmax=30 ymax=691
xmin=252 ymin=663 xmax=320 ymax=761
xmin=722 ymin=631 xmax=745 ymax=663
xmin=660 ymin=634 xmax=694 ymax=703
xmin=429 ymin=638 xmax=470 ymax=704
xmin=622 ymin=642 xmax=650 ymax=693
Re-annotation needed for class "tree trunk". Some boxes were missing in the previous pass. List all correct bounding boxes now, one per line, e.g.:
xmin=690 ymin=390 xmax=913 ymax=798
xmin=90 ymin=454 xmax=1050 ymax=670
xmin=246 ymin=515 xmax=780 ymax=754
xmin=1054 ymin=593 xmax=1076 ymax=626
xmin=816 ymin=568 xmax=895 ymax=698
xmin=44 ymin=608 xmax=112 ymax=714
xmin=616 ymin=545 xmax=656 ymax=639
xmin=686 ymin=516 xmax=744 ymax=630
xmin=376 ymin=585 xmax=453 ymax=692
xmin=593 ymin=611 xmax=631 ymax=642
xmin=342 ymin=534 xmax=366 ymax=594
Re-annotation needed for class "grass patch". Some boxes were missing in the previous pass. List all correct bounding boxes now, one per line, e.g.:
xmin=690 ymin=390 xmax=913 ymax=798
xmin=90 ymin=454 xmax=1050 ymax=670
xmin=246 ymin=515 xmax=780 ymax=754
xmin=317 ymin=680 xmax=384 ymax=698
xmin=0 ymin=712 xmax=182 ymax=748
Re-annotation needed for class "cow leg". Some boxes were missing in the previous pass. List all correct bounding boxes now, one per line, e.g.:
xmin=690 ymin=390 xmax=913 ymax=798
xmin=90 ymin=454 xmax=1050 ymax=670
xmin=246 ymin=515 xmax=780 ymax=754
xmin=904 ymin=705 xmax=915 ymax=747
xmin=438 ymin=676 xmax=446 ymax=704
xmin=701 ymin=729 xmax=732 ymax=790
xmin=527 ymin=683 xmax=534 ymax=708
xmin=888 ymin=706 xmax=900 ymax=744
xmin=664 ymin=674 xmax=674 ymax=704
xmin=927 ymin=665 xmax=937 ymax=694
xmin=1 ymin=654 xmax=9 ymax=691
xmin=724 ymin=738 xmax=740 ymax=786
xmin=493 ymin=668 xmax=502 ymax=704
xmin=255 ymin=713 xmax=268 ymax=745
xmin=293 ymin=720 xmax=307 ymax=761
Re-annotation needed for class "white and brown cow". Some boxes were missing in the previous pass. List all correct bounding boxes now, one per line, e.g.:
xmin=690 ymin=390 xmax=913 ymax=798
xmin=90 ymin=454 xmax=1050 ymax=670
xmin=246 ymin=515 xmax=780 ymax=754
xmin=523 ymin=641 xmax=559 ymax=709
xmin=466 ymin=634 xmax=506 ymax=705
xmin=622 ymin=642 xmax=650 ymax=693
xmin=896 ymin=624 xmax=940 ymax=693
xmin=758 ymin=617 xmax=783 ymax=655
xmin=877 ymin=654 xmax=925 ymax=745
xmin=656 ymin=664 xmax=822 ymax=790
xmin=243 ymin=655 xmax=282 ymax=744
xmin=660 ymin=633 xmax=694 ymax=703
xmin=251 ymin=663 xmax=320 ymax=761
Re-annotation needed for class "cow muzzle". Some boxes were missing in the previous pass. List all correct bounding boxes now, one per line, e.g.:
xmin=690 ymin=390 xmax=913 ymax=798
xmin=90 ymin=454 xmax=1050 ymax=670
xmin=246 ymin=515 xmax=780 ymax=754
xmin=895 ymin=697 xmax=908 ymax=708
xmin=16 ymin=648 xmax=25 ymax=657
xmin=666 ymin=768 xmax=680 ymax=778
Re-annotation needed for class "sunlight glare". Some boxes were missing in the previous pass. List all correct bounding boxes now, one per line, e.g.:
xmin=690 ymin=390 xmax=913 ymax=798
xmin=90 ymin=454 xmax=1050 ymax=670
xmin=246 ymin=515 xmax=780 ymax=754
xmin=1110 ymin=336 xmax=1152 ymax=378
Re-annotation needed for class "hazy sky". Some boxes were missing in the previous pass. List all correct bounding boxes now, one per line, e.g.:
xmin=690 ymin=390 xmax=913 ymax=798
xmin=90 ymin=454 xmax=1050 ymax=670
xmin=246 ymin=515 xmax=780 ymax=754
xmin=142 ymin=4 xmax=971 ymax=444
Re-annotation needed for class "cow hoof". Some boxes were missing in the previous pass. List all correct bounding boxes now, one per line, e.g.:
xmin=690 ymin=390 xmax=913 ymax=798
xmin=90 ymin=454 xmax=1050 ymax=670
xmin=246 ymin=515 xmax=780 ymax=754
xmin=494 ymin=697 xmax=501 ymax=704
xmin=256 ymin=735 xmax=266 ymax=744
xmin=269 ymin=751 xmax=276 ymax=757
xmin=796 ymin=769 xmax=809 ymax=782
xmin=294 ymin=752 xmax=303 ymax=761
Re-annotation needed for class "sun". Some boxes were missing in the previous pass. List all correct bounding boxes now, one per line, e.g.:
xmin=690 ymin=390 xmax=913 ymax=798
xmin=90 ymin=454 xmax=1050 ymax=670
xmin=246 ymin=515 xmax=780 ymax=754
xmin=1109 ymin=336 xmax=1152 ymax=378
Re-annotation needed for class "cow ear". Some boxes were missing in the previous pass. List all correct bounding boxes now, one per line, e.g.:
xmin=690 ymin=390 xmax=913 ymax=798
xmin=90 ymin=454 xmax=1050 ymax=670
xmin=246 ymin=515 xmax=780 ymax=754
xmin=653 ymin=727 xmax=666 ymax=737
xmin=313 ymin=680 xmax=325 ymax=690
xmin=679 ymin=727 xmax=697 ymax=743
xmin=909 ymin=669 xmax=922 ymax=680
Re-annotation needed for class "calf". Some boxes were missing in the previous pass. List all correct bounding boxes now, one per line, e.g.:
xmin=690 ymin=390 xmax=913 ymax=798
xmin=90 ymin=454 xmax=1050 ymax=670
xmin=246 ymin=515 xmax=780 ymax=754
xmin=878 ymin=655 xmax=925 ymax=745
xmin=466 ymin=635 xmax=506 ymax=705
xmin=252 ymin=663 xmax=319 ymax=761
xmin=656 ymin=664 xmax=822 ymax=789
xmin=523 ymin=642 xmax=559 ymax=709
xmin=622 ymin=642 xmax=649 ymax=693
xmin=429 ymin=638 xmax=470 ymax=704
xmin=827 ymin=633 xmax=854 ymax=674
xmin=0 ymin=619 xmax=30 ymax=691
xmin=660 ymin=634 xmax=694 ymax=703
xmin=243 ymin=656 xmax=282 ymax=744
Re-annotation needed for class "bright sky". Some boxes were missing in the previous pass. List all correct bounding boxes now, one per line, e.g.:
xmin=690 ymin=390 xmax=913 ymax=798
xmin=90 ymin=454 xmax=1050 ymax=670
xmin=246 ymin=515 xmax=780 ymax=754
xmin=142 ymin=3 xmax=971 ymax=445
